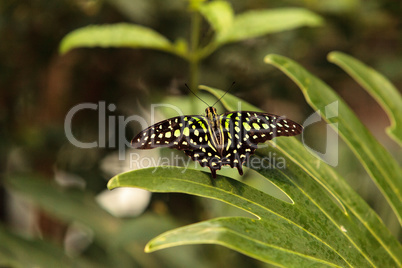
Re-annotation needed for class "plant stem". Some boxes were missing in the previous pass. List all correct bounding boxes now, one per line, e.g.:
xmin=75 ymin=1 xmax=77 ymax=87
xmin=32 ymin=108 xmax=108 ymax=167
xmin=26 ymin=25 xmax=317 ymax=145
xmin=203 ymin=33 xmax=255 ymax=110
xmin=189 ymin=9 xmax=201 ymax=95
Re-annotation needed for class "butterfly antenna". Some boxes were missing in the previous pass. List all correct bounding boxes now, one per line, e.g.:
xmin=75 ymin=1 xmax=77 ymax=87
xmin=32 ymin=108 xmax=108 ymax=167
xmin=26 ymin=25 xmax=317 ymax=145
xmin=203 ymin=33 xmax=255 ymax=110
xmin=185 ymin=83 xmax=210 ymax=107
xmin=211 ymin=81 xmax=235 ymax=107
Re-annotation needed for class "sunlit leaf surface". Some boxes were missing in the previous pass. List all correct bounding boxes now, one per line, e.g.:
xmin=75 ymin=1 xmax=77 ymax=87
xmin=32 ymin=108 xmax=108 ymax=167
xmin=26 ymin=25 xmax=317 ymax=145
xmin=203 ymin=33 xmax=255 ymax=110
xmin=59 ymin=23 xmax=186 ymax=57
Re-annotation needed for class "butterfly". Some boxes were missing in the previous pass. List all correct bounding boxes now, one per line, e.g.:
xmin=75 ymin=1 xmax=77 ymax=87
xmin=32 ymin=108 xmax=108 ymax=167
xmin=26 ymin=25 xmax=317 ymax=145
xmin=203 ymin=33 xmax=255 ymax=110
xmin=132 ymin=106 xmax=303 ymax=178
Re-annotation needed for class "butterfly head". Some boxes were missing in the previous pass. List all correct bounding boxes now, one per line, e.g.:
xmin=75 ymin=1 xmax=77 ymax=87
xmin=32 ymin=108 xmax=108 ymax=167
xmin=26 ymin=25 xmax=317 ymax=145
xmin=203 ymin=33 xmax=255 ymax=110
xmin=205 ymin=106 xmax=218 ymax=120
xmin=205 ymin=106 xmax=217 ymax=114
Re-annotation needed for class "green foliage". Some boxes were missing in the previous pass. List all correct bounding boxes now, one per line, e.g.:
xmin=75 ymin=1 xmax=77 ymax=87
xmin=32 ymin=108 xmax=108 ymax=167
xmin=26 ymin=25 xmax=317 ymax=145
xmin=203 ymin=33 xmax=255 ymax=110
xmin=59 ymin=1 xmax=323 ymax=91
xmin=110 ymin=168 xmax=354 ymax=267
xmin=202 ymin=7 xmax=323 ymax=44
xmin=4 ymin=175 xmax=207 ymax=267
xmin=3 ymin=0 xmax=401 ymax=267
xmin=264 ymin=53 xmax=402 ymax=226
xmin=60 ymin=5 xmax=322 ymax=57
xmin=109 ymin=58 xmax=402 ymax=266
xmin=59 ymin=23 xmax=188 ymax=57
xmin=328 ymin=52 xmax=402 ymax=146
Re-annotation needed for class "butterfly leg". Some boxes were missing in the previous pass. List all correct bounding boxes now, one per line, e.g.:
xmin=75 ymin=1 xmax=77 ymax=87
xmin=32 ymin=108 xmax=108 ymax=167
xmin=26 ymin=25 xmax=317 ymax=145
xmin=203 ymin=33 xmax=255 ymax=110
xmin=236 ymin=164 xmax=243 ymax=176
xmin=209 ymin=167 xmax=217 ymax=178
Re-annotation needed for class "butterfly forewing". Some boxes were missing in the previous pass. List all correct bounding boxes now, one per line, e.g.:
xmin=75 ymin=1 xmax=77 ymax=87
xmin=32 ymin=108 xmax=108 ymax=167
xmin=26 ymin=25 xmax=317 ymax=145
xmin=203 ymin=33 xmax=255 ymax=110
xmin=132 ymin=116 xmax=193 ymax=150
xmin=132 ymin=115 xmax=222 ymax=163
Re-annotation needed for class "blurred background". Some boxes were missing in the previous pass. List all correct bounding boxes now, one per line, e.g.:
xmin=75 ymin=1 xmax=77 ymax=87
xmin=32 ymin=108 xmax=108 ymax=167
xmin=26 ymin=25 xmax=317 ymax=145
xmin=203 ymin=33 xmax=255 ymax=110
xmin=1 ymin=0 xmax=401 ymax=267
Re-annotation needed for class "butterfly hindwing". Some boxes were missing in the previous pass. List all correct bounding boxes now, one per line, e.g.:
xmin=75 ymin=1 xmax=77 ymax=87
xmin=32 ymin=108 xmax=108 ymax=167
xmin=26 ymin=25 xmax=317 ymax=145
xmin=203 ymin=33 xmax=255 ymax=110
xmin=181 ymin=117 xmax=224 ymax=177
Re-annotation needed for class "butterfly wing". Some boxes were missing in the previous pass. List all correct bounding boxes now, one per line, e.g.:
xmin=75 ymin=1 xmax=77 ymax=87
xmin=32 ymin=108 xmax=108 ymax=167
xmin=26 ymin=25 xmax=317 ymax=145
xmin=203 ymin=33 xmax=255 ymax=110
xmin=132 ymin=116 xmax=202 ymax=150
xmin=219 ymin=111 xmax=303 ymax=174
xmin=132 ymin=115 xmax=223 ymax=177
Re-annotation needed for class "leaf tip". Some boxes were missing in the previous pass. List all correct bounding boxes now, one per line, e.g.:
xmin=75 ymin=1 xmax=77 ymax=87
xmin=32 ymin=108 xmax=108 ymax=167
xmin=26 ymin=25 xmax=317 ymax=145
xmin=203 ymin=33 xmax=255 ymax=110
xmin=263 ymin=54 xmax=281 ymax=64
xmin=58 ymin=29 xmax=82 ymax=55
xmin=263 ymin=55 xmax=273 ymax=64
xmin=107 ymin=176 xmax=120 ymax=190
xmin=58 ymin=46 xmax=68 ymax=55
xmin=327 ymin=51 xmax=343 ymax=63
xmin=58 ymin=38 xmax=69 ymax=55
xmin=144 ymin=237 xmax=165 ymax=253
xmin=144 ymin=243 xmax=153 ymax=253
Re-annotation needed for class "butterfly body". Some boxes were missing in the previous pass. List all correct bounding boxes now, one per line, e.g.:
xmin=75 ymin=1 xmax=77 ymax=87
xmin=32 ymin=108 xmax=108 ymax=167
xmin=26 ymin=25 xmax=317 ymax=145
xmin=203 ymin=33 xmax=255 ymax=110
xmin=132 ymin=107 xmax=303 ymax=178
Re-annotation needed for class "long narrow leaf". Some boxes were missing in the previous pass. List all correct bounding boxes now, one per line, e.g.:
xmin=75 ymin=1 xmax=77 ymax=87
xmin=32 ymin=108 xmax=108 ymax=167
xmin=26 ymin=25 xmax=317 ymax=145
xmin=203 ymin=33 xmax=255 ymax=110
xmin=219 ymin=8 xmax=323 ymax=44
xmin=264 ymin=54 xmax=402 ymax=226
xmin=328 ymin=51 xmax=402 ymax=146
xmin=198 ymin=7 xmax=323 ymax=59
xmin=147 ymin=217 xmax=345 ymax=268
xmin=59 ymin=23 xmax=186 ymax=57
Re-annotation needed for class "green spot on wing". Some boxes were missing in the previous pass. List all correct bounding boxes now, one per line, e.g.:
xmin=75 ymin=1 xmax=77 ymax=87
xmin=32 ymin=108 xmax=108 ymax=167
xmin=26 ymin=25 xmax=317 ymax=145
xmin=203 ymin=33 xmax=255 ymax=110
xmin=243 ymin=122 xmax=251 ymax=131
xmin=224 ymin=119 xmax=230 ymax=129
xmin=252 ymin=123 xmax=260 ymax=130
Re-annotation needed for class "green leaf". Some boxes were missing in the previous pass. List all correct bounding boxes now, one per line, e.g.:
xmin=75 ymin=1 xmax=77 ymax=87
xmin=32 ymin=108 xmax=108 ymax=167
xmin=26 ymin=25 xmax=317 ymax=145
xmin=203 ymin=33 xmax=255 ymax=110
xmin=146 ymin=217 xmax=346 ymax=267
xmin=109 ymin=161 xmax=401 ymax=267
xmin=201 ymin=85 xmax=402 ymax=267
xmin=263 ymin=54 xmax=402 ymax=225
xmin=218 ymin=8 xmax=323 ymax=44
xmin=328 ymin=51 xmax=402 ymax=146
xmin=199 ymin=1 xmax=234 ymax=35
xmin=109 ymin=168 xmax=350 ymax=267
xmin=59 ymin=23 xmax=186 ymax=57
